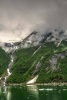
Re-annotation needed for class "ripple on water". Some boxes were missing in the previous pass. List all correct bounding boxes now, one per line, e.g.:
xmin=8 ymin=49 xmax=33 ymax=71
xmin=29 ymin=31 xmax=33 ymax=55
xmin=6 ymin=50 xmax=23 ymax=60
xmin=39 ymin=88 xmax=53 ymax=91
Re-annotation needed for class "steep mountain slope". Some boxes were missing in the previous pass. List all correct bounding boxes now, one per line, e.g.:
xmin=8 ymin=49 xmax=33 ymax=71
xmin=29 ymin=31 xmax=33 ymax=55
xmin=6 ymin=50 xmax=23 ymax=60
xmin=1 ymin=29 xmax=67 ymax=52
xmin=6 ymin=39 xmax=67 ymax=83
xmin=0 ymin=47 xmax=10 ymax=77
xmin=20 ymin=30 xmax=67 ymax=48
xmin=0 ymin=29 xmax=67 ymax=84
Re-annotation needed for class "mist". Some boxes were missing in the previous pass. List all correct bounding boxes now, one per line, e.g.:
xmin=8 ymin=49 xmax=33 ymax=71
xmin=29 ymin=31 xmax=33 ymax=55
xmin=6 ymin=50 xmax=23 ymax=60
xmin=0 ymin=0 xmax=67 ymax=42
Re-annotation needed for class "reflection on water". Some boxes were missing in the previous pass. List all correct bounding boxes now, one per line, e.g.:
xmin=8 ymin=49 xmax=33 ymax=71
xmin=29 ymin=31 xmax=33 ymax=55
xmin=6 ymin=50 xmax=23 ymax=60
xmin=7 ymin=88 xmax=11 ymax=100
xmin=27 ymin=85 xmax=39 ymax=100
xmin=0 ymin=85 xmax=67 ymax=100
xmin=0 ymin=86 xmax=11 ymax=100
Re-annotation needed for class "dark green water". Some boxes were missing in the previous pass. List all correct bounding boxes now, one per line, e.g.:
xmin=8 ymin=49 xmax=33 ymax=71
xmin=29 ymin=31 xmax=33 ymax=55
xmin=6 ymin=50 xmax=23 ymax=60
xmin=0 ymin=85 xmax=67 ymax=100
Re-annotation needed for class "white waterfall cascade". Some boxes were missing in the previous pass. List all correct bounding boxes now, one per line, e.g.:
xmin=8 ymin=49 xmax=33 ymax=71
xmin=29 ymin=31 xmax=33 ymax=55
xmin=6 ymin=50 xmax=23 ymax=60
xmin=7 ymin=55 xmax=14 ymax=75
xmin=0 ymin=43 xmax=19 ymax=86
xmin=1 ymin=53 xmax=14 ymax=86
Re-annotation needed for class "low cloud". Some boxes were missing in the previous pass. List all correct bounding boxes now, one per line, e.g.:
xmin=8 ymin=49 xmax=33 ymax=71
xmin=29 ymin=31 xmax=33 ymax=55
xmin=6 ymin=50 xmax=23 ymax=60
xmin=0 ymin=0 xmax=67 ymax=42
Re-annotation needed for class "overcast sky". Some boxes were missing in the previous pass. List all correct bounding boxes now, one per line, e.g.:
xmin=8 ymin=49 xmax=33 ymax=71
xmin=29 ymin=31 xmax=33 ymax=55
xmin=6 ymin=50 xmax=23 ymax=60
xmin=0 ymin=0 xmax=67 ymax=42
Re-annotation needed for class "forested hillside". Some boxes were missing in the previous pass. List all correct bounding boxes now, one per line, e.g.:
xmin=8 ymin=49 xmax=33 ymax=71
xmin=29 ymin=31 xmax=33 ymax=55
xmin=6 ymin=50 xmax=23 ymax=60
xmin=0 ymin=47 xmax=10 ymax=76
xmin=7 ymin=40 xmax=67 ymax=83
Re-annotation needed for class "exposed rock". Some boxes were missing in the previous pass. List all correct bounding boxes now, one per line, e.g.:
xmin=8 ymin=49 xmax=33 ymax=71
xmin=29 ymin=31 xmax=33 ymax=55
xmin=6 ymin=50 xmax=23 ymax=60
xmin=49 ymin=52 xmax=66 ymax=71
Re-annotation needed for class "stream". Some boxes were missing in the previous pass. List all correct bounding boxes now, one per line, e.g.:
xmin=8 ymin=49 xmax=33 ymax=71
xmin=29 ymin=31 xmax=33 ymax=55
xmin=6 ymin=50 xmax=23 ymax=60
xmin=2 ymin=51 xmax=14 ymax=86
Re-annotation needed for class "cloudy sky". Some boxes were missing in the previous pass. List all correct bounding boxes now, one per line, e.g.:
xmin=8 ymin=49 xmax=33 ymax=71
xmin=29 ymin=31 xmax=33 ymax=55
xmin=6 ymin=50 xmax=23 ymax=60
xmin=0 ymin=0 xmax=67 ymax=42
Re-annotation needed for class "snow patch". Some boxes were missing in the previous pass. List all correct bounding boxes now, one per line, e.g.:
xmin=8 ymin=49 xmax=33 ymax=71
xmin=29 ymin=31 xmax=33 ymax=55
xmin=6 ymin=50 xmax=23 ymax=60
xmin=27 ymin=75 xmax=38 ymax=84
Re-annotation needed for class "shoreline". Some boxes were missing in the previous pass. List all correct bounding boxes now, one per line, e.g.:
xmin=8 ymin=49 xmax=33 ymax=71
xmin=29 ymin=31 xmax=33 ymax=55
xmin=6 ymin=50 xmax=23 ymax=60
xmin=1 ymin=82 xmax=67 ymax=86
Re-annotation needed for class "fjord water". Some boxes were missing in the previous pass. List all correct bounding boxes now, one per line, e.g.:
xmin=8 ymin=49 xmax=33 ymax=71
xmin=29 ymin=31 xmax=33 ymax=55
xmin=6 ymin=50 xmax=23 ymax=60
xmin=0 ymin=85 xmax=67 ymax=100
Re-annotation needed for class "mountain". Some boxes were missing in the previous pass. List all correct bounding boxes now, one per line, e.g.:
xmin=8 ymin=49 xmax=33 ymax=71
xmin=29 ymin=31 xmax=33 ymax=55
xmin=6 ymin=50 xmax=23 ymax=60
xmin=0 ymin=41 xmax=21 ymax=53
xmin=20 ymin=30 xmax=67 ymax=47
xmin=0 ymin=30 xmax=67 ymax=84
xmin=1 ymin=29 xmax=67 ymax=52
xmin=0 ymin=29 xmax=67 ymax=84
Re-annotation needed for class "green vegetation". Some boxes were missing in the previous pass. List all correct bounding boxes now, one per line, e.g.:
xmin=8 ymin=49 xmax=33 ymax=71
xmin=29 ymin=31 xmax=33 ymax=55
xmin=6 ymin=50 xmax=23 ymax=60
xmin=7 ymin=41 xmax=67 ymax=83
xmin=0 ymin=47 xmax=10 ymax=76
xmin=7 ymin=42 xmax=55 ymax=83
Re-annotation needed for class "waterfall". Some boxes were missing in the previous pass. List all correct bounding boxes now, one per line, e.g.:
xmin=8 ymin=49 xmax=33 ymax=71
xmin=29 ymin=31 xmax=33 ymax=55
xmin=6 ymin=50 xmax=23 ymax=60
xmin=0 ymin=44 xmax=15 ymax=86
xmin=4 ymin=50 xmax=14 ymax=85
xmin=0 ymin=42 xmax=20 ymax=86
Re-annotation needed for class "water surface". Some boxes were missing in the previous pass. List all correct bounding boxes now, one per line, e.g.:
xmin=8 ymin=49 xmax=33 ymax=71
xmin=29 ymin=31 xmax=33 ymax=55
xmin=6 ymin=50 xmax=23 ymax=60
xmin=0 ymin=85 xmax=67 ymax=100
